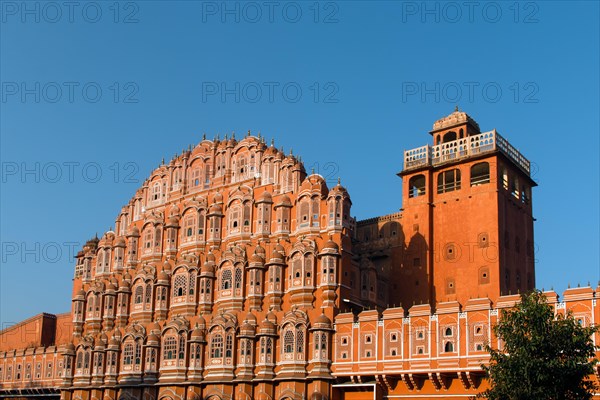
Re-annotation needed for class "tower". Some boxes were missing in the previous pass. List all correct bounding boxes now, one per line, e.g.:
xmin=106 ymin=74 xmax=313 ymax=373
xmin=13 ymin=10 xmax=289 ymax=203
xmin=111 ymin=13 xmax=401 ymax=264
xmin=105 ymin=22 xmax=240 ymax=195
xmin=399 ymin=109 xmax=536 ymax=306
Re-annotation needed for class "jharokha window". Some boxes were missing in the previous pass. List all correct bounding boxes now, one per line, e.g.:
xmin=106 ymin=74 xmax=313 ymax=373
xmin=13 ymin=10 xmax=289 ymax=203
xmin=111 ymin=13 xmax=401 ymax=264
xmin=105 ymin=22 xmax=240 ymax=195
xmin=281 ymin=324 xmax=306 ymax=362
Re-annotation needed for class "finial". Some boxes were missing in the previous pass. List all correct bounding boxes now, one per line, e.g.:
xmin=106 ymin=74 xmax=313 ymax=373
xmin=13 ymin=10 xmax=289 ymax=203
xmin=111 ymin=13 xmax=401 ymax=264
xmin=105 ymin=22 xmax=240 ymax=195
xmin=454 ymin=105 xmax=459 ymax=112
xmin=577 ymin=282 xmax=581 ymax=288
xmin=203 ymin=133 xmax=206 ymax=140
xmin=568 ymin=283 xmax=571 ymax=288
xmin=258 ymin=131 xmax=261 ymax=139
xmin=161 ymin=158 xmax=165 ymax=165
xmin=224 ymin=133 xmax=228 ymax=140
xmin=312 ymin=167 xmax=315 ymax=174
xmin=271 ymin=138 xmax=274 ymax=146
xmin=289 ymin=148 xmax=293 ymax=155
xmin=247 ymin=129 xmax=251 ymax=137
xmin=232 ymin=131 xmax=235 ymax=139
xmin=337 ymin=177 xmax=341 ymax=185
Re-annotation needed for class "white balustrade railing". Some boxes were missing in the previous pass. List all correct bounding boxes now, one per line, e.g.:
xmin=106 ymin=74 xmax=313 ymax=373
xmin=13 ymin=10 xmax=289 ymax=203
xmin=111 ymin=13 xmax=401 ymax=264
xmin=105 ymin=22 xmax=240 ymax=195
xmin=403 ymin=130 xmax=530 ymax=175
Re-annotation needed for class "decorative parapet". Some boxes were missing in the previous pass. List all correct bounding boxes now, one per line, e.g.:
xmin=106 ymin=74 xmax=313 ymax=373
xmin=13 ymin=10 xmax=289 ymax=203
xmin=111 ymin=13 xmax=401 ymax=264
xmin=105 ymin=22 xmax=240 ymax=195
xmin=403 ymin=130 xmax=531 ymax=176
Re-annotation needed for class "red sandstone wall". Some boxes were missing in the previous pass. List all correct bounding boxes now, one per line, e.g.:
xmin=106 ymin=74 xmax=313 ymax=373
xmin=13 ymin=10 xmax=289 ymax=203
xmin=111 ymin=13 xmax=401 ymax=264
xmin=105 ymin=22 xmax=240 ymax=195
xmin=0 ymin=313 xmax=57 ymax=352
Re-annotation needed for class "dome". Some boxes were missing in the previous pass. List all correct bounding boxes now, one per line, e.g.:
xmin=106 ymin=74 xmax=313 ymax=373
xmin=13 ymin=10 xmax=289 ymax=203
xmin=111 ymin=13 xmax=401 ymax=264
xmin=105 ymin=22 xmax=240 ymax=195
xmin=244 ymin=312 xmax=257 ymax=324
xmin=77 ymin=289 xmax=86 ymax=297
xmin=259 ymin=191 xmax=273 ymax=202
xmin=201 ymin=262 xmax=215 ymax=274
xmin=324 ymin=239 xmax=339 ymax=251
xmin=158 ymin=271 xmax=170 ymax=282
xmin=99 ymin=332 xmax=108 ymax=344
xmin=260 ymin=318 xmax=275 ymax=331
xmin=162 ymin=260 xmax=172 ymax=272
xmin=277 ymin=194 xmax=292 ymax=207
xmin=254 ymin=244 xmax=266 ymax=257
xmin=250 ymin=253 xmax=265 ymax=264
xmin=205 ymin=252 xmax=216 ymax=263
xmin=213 ymin=192 xmax=223 ymax=203
xmin=241 ymin=321 xmax=255 ymax=335
xmin=209 ymin=203 xmax=222 ymax=214
xmin=115 ymin=237 xmax=126 ymax=247
xmin=127 ymin=226 xmax=140 ymax=237
xmin=147 ymin=333 xmax=160 ymax=344
xmin=196 ymin=314 xmax=206 ymax=329
xmin=106 ymin=283 xmax=117 ymax=292
xmin=123 ymin=272 xmax=132 ymax=281
xmin=109 ymin=336 xmax=120 ymax=346
xmin=315 ymin=313 xmax=332 ymax=326
xmin=431 ymin=108 xmax=480 ymax=132
xmin=167 ymin=215 xmax=180 ymax=226
xmin=191 ymin=326 xmax=204 ymax=340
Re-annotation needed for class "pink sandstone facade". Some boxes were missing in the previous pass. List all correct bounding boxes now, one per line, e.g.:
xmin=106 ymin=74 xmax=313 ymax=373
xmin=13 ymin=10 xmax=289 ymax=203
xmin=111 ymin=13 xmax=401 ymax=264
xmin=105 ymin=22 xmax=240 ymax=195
xmin=1 ymin=110 xmax=597 ymax=399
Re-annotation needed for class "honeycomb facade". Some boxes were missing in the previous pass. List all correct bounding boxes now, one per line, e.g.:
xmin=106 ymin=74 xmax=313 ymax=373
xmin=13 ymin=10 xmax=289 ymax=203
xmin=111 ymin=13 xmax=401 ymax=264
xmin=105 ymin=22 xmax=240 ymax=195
xmin=1 ymin=111 xmax=595 ymax=400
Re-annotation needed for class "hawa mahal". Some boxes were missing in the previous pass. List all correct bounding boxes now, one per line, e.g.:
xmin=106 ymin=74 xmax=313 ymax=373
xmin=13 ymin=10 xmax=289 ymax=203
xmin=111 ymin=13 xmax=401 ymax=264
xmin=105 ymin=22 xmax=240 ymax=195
xmin=1 ymin=110 xmax=598 ymax=400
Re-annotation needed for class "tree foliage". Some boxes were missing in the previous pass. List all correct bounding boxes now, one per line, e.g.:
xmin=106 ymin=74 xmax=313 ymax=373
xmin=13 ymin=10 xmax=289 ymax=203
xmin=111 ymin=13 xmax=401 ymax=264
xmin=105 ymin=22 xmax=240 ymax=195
xmin=479 ymin=290 xmax=599 ymax=400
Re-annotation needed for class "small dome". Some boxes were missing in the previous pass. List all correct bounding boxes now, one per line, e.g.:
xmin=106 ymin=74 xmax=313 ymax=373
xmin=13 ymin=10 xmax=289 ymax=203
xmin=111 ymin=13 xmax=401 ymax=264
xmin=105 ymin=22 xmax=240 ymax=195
xmin=209 ymin=203 xmax=222 ymax=214
xmin=196 ymin=315 xmax=206 ymax=329
xmin=106 ymin=283 xmax=117 ymax=292
xmin=260 ymin=318 xmax=275 ymax=331
xmin=250 ymin=253 xmax=265 ymax=264
xmin=259 ymin=191 xmax=273 ymax=202
xmin=315 ymin=313 xmax=332 ymax=326
xmin=206 ymin=252 xmax=216 ymax=263
xmin=167 ymin=215 xmax=180 ymax=226
xmin=147 ymin=333 xmax=159 ymax=344
xmin=201 ymin=262 xmax=215 ymax=274
xmin=65 ymin=342 xmax=75 ymax=351
xmin=109 ymin=336 xmax=120 ymax=346
xmin=213 ymin=192 xmax=223 ymax=203
xmin=277 ymin=194 xmax=292 ymax=207
xmin=128 ymin=226 xmax=140 ymax=236
xmin=191 ymin=326 xmax=204 ymax=340
xmin=77 ymin=289 xmax=86 ymax=297
xmin=115 ymin=237 xmax=126 ymax=247
xmin=123 ymin=272 xmax=132 ymax=281
xmin=323 ymin=239 xmax=339 ymax=252
xmin=99 ymin=332 xmax=108 ymax=344
xmin=162 ymin=260 xmax=172 ymax=272
xmin=158 ymin=271 xmax=170 ymax=282
xmin=244 ymin=312 xmax=257 ymax=324
xmin=266 ymin=310 xmax=277 ymax=324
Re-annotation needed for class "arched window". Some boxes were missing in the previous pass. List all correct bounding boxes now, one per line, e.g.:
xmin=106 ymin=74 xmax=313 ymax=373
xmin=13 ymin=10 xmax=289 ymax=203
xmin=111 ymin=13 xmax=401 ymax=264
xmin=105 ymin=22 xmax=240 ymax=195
xmin=470 ymin=162 xmax=490 ymax=186
xmin=144 ymin=283 xmax=152 ymax=304
xmin=408 ymin=174 xmax=426 ymax=198
xmin=437 ymin=169 xmax=461 ymax=193
xmin=243 ymin=202 xmax=251 ymax=228
xmin=211 ymin=334 xmax=223 ymax=358
xmin=234 ymin=267 xmax=242 ymax=289
xmin=299 ymin=200 xmax=309 ymax=227
xmin=444 ymin=341 xmax=454 ymax=352
xmin=445 ymin=327 xmax=453 ymax=336
xmin=178 ymin=334 xmax=186 ymax=359
xmin=284 ymin=330 xmax=294 ymax=353
xmin=442 ymin=131 xmax=457 ymax=143
xmin=163 ymin=336 xmax=177 ymax=360
xmin=173 ymin=273 xmax=187 ymax=297
xmin=134 ymin=285 xmax=143 ymax=304
xmin=221 ymin=269 xmax=232 ymax=290
xmin=225 ymin=333 xmax=233 ymax=358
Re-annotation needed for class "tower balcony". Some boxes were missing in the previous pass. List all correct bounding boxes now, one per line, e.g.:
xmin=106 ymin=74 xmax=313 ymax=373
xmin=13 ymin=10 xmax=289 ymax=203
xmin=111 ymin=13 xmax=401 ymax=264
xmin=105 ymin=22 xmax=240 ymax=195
xmin=403 ymin=130 xmax=531 ymax=176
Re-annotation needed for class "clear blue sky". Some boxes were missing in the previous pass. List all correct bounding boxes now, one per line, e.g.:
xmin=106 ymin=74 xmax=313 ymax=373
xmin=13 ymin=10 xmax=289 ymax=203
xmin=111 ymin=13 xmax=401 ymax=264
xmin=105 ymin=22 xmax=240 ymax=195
xmin=1 ymin=1 xmax=598 ymax=326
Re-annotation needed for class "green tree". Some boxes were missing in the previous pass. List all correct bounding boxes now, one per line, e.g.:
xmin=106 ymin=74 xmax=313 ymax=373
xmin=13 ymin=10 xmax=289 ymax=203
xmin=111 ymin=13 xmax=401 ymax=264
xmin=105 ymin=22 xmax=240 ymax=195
xmin=479 ymin=290 xmax=599 ymax=400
